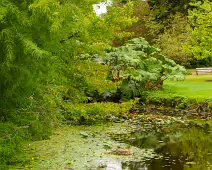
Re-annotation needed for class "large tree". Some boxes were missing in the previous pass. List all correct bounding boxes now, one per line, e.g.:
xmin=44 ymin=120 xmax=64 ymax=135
xmin=186 ymin=0 xmax=212 ymax=61
xmin=0 ymin=0 xmax=137 ymax=109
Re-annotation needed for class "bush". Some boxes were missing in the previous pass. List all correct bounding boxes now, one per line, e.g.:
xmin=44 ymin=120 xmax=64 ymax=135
xmin=146 ymin=13 xmax=193 ymax=67
xmin=146 ymin=92 xmax=212 ymax=111
xmin=73 ymin=60 xmax=119 ymax=102
xmin=92 ymin=38 xmax=187 ymax=99
xmin=0 ymin=92 xmax=62 ymax=167
xmin=62 ymin=99 xmax=138 ymax=124
xmin=189 ymin=57 xmax=212 ymax=68
xmin=0 ymin=122 xmax=26 ymax=169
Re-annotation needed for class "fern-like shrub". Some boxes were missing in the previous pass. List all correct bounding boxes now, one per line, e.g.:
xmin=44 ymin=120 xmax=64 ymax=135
xmin=93 ymin=38 xmax=187 ymax=98
xmin=0 ymin=0 xmax=97 ymax=167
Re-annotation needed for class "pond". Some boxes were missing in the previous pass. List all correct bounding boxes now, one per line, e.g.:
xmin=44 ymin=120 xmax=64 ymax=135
xmin=94 ymin=118 xmax=212 ymax=170
xmin=10 ymin=119 xmax=212 ymax=170
xmin=107 ymin=124 xmax=212 ymax=170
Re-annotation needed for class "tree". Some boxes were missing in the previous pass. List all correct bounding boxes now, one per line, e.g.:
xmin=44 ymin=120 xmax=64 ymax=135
xmin=0 ymin=0 xmax=137 ymax=108
xmin=87 ymin=1 xmax=138 ymax=54
xmin=186 ymin=1 xmax=212 ymax=61
xmin=0 ymin=0 xmax=72 ymax=108
xmin=150 ymin=13 xmax=193 ymax=66
xmin=112 ymin=1 xmax=151 ymax=46
xmin=146 ymin=0 xmax=200 ymax=42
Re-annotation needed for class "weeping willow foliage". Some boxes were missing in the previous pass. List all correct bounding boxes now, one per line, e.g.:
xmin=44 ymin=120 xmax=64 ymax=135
xmin=0 ymin=0 xmax=97 ymax=109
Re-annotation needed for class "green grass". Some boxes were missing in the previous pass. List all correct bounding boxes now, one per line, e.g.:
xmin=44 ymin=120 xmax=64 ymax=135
xmin=159 ymin=73 xmax=212 ymax=99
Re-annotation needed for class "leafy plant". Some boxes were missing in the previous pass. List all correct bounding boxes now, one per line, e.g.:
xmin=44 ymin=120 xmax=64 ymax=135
xmin=93 ymin=38 xmax=187 ymax=98
xmin=185 ymin=0 xmax=212 ymax=62
xmin=149 ymin=13 xmax=193 ymax=66
xmin=62 ymin=99 xmax=138 ymax=124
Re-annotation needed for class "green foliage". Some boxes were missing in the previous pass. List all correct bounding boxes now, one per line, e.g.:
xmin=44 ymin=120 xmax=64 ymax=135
xmin=0 ymin=0 xmax=138 ymax=109
xmin=0 ymin=0 xmax=96 ymax=166
xmin=147 ymin=13 xmax=193 ymax=66
xmin=0 ymin=104 xmax=61 ymax=168
xmin=0 ymin=0 xmax=65 ymax=163
xmin=0 ymin=0 xmax=77 ymax=109
xmin=0 ymin=107 xmax=60 ymax=168
xmin=147 ymin=91 xmax=212 ymax=111
xmin=145 ymin=1 xmax=206 ymax=67
xmin=75 ymin=60 xmax=119 ymax=94
xmin=87 ymin=1 xmax=138 ymax=54
xmin=51 ymin=59 xmax=120 ymax=104
xmin=0 ymin=0 xmax=194 ymax=167
xmin=0 ymin=0 xmax=137 ymax=109
xmin=112 ymin=1 xmax=151 ymax=46
xmin=146 ymin=0 xmax=195 ymax=42
xmin=185 ymin=0 xmax=212 ymax=60
xmin=94 ymin=38 xmax=186 ymax=98
xmin=62 ymin=99 xmax=138 ymax=124
xmin=74 ymin=60 xmax=120 ymax=102
xmin=148 ymin=0 xmax=199 ymax=19
xmin=0 ymin=0 xmax=140 ymax=166
xmin=0 ymin=122 xmax=25 ymax=169
xmin=189 ymin=57 xmax=212 ymax=68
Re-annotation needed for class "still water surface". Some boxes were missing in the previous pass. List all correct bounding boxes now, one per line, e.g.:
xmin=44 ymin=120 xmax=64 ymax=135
xmin=98 ymin=124 xmax=212 ymax=170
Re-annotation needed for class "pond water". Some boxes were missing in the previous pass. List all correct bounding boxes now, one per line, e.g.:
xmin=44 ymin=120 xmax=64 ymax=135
xmin=99 ymin=123 xmax=212 ymax=170
xmin=9 ymin=120 xmax=212 ymax=170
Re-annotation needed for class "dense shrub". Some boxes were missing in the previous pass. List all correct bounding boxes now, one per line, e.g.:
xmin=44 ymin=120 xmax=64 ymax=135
xmin=146 ymin=92 xmax=212 ymax=111
xmin=189 ymin=57 xmax=212 ymax=68
xmin=92 ymin=38 xmax=187 ymax=99
xmin=62 ymin=99 xmax=138 ymax=124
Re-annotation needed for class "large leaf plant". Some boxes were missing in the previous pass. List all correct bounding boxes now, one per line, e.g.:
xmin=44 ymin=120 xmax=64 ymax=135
xmin=93 ymin=38 xmax=187 ymax=98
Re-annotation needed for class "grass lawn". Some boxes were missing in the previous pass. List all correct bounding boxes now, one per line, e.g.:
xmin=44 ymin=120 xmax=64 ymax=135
xmin=157 ymin=71 xmax=212 ymax=99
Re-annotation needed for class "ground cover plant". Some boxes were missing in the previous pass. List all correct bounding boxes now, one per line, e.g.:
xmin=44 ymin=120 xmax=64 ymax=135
xmin=62 ymin=100 xmax=138 ymax=124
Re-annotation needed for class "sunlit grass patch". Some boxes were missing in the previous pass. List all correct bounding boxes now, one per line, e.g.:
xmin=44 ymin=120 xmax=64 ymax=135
xmin=160 ymin=73 xmax=212 ymax=99
xmin=147 ymin=72 xmax=212 ymax=109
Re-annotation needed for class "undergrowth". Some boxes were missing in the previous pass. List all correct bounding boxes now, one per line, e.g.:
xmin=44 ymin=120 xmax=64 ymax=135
xmin=0 ymin=110 xmax=59 ymax=169
xmin=0 ymin=88 xmax=62 ymax=169
xmin=146 ymin=92 xmax=212 ymax=112
xmin=62 ymin=99 xmax=138 ymax=124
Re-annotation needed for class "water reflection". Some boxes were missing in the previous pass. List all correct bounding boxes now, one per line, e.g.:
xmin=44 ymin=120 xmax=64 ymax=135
xmin=99 ymin=125 xmax=212 ymax=170
xmin=97 ymin=158 xmax=148 ymax=170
